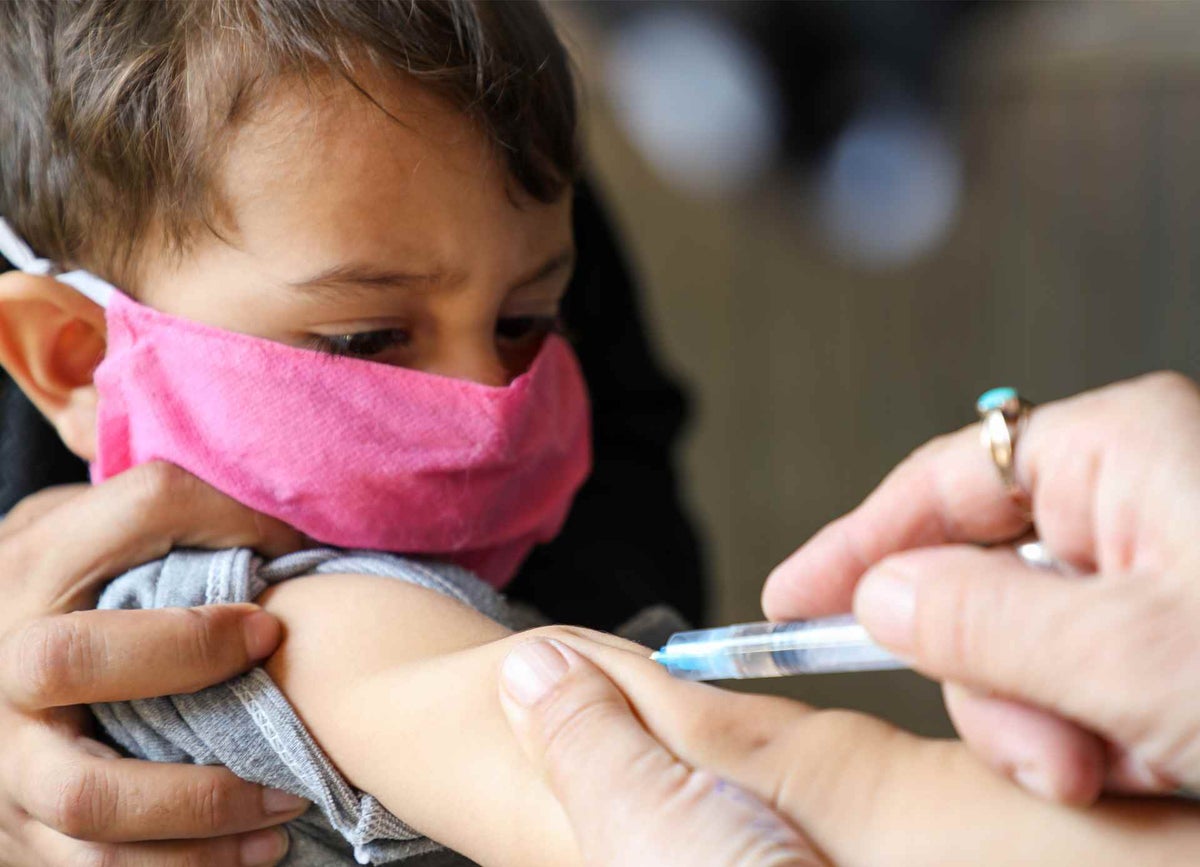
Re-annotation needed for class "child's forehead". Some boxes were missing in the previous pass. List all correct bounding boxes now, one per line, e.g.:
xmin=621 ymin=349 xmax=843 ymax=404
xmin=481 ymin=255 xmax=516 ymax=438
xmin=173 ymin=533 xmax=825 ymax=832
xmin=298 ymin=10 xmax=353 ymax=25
xmin=229 ymin=72 xmax=496 ymax=206
xmin=216 ymin=71 xmax=526 ymax=261
xmin=132 ymin=67 xmax=573 ymax=307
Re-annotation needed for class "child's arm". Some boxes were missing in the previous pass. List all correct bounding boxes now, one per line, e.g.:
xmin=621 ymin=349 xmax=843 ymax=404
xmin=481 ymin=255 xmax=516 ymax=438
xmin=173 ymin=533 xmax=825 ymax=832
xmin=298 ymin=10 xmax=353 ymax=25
xmin=260 ymin=573 xmax=1200 ymax=867
xmin=259 ymin=572 xmax=583 ymax=866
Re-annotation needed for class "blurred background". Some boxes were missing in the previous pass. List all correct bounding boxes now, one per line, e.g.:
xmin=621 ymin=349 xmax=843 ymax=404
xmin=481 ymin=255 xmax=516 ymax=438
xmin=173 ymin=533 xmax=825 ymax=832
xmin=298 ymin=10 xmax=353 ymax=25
xmin=553 ymin=0 xmax=1200 ymax=737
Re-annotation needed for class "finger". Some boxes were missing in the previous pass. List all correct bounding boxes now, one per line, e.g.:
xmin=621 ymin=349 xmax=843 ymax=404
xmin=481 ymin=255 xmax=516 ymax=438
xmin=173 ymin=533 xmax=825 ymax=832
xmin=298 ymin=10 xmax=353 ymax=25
xmin=763 ymin=372 xmax=1200 ymax=621
xmin=11 ymin=463 xmax=303 ymax=612
xmin=852 ymin=544 xmax=1197 ymax=768
xmin=12 ymin=728 xmax=308 ymax=843
xmin=0 ymin=605 xmax=282 ymax=709
xmin=0 ymin=485 xmax=89 ymax=541
xmin=27 ymin=823 xmax=291 ymax=867
xmin=943 ymin=682 xmax=1106 ymax=805
xmin=500 ymin=638 xmax=828 ymax=867
xmin=763 ymin=423 xmax=1030 ymax=620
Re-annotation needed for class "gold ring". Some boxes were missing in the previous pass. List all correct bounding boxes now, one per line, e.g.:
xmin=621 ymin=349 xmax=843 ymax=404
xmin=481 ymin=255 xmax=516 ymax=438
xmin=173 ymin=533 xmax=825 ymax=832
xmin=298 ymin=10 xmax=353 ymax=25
xmin=976 ymin=387 xmax=1033 ymax=495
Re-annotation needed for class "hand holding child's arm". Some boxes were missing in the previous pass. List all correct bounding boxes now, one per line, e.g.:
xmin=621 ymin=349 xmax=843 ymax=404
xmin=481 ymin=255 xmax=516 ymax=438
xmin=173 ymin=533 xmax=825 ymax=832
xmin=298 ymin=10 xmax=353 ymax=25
xmin=0 ymin=466 xmax=308 ymax=867
xmin=501 ymin=634 xmax=1200 ymax=867
xmin=499 ymin=638 xmax=828 ymax=867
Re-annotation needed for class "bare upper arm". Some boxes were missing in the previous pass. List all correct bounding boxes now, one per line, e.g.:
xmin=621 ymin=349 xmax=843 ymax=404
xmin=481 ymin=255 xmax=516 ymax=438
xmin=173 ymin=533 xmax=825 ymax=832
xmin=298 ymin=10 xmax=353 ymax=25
xmin=256 ymin=572 xmax=577 ymax=866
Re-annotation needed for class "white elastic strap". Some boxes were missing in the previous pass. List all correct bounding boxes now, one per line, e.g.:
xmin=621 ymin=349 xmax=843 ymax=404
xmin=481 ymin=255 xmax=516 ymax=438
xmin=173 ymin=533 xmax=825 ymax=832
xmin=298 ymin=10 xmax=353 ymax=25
xmin=0 ymin=216 xmax=115 ymax=307
xmin=56 ymin=270 xmax=115 ymax=307
xmin=0 ymin=217 xmax=52 ymax=274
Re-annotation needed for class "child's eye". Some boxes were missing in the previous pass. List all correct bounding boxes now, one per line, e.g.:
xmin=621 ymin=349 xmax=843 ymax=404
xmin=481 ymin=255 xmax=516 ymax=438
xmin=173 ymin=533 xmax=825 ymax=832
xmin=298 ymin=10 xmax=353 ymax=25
xmin=311 ymin=329 xmax=410 ymax=358
xmin=496 ymin=316 xmax=558 ymax=342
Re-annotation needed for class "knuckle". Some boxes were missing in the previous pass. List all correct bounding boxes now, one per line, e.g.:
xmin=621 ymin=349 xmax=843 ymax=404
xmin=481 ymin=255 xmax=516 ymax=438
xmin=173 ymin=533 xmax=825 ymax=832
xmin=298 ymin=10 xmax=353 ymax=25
xmin=37 ymin=763 xmax=114 ymax=840
xmin=1132 ymin=371 xmax=1200 ymax=423
xmin=6 ymin=616 xmax=91 ymax=707
xmin=167 ymin=606 xmax=224 ymax=667
xmin=904 ymin=430 xmax=960 ymax=475
xmin=1 ymin=495 xmax=46 ymax=531
xmin=186 ymin=773 xmax=240 ymax=834
xmin=630 ymin=751 xmax=694 ymax=816
xmin=538 ymin=688 xmax=628 ymax=769
xmin=125 ymin=462 xmax=188 ymax=514
xmin=0 ymin=525 xmax=37 ymax=579
xmin=1139 ymin=369 xmax=1197 ymax=399
xmin=912 ymin=563 xmax=981 ymax=674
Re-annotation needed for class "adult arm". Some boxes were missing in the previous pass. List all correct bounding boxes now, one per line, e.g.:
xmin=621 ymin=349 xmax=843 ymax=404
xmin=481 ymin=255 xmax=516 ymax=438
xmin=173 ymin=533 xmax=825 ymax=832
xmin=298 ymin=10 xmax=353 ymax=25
xmin=0 ymin=466 xmax=308 ymax=867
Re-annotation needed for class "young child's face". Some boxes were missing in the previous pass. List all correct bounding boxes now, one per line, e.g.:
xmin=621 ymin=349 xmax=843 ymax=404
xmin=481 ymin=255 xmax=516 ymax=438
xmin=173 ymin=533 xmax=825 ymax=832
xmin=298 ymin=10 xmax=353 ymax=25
xmin=137 ymin=71 xmax=575 ymax=387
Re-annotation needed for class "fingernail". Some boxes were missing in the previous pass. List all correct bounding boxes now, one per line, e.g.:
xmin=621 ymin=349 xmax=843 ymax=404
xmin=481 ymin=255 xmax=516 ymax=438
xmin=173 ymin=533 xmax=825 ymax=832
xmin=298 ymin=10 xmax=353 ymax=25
xmin=262 ymin=787 xmax=309 ymax=815
xmin=502 ymin=639 xmax=570 ymax=707
xmin=240 ymin=827 xmax=289 ymax=866
xmin=1014 ymin=764 xmax=1057 ymax=801
xmin=243 ymin=610 xmax=282 ymax=661
xmin=854 ymin=566 xmax=916 ymax=653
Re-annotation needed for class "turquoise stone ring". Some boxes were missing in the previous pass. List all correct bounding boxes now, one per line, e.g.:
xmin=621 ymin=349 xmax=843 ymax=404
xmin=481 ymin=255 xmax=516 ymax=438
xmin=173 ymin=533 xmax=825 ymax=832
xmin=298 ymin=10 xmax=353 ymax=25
xmin=976 ymin=386 xmax=1019 ymax=416
xmin=976 ymin=387 xmax=1033 ymax=495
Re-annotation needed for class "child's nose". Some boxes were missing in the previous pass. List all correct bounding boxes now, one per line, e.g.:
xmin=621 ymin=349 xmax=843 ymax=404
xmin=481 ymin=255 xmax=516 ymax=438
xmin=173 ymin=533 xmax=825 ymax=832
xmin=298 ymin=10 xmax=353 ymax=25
xmin=424 ymin=346 xmax=511 ymax=387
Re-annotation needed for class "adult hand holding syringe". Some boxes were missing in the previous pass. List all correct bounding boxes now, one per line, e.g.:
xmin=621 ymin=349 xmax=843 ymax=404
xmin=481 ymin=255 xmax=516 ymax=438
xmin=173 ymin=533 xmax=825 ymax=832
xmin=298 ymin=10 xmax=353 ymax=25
xmin=653 ymin=542 xmax=1057 ymax=681
xmin=760 ymin=374 xmax=1200 ymax=806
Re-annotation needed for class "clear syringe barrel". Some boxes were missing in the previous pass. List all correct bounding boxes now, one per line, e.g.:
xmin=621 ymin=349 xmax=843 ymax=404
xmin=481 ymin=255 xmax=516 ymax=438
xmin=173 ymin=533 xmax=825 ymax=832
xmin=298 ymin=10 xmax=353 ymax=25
xmin=652 ymin=614 xmax=905 ymax=681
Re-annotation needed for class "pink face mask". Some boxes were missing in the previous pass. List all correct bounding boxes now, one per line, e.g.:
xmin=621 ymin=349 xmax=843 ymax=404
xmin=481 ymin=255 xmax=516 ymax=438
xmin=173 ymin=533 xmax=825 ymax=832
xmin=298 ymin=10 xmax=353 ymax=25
xmin=0 ymin=220 xmax=592 ymax=588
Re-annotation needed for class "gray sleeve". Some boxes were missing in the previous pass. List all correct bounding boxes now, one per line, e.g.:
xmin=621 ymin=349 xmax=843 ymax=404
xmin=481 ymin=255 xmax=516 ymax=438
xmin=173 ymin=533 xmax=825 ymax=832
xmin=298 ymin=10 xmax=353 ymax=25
xmin=91 ymin=548 xmax=525 ymax=866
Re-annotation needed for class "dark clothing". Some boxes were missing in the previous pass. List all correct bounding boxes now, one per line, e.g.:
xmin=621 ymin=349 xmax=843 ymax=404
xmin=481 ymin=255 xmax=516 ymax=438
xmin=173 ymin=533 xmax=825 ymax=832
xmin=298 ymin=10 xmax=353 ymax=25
xmin=0 ymin=181 xmax=707 ymax=630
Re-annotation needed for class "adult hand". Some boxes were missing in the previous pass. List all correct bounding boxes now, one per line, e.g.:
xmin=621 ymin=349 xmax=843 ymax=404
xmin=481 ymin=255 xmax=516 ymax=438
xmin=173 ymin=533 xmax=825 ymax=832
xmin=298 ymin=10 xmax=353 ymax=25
xmin=499 ymin=632 xmax=1200 ymax=867
xmin=499 ymin=637 xmax=828 ymax=867
xmin=0 ymin=463 xmax=309 ymax=867
xmin=763 ymin=371 xmax=1200 ymax=804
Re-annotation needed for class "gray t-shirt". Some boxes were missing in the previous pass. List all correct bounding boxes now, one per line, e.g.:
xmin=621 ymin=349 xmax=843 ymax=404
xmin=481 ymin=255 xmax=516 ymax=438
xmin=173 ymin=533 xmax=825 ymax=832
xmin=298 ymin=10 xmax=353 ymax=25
xmin=91 ymin=548 xmax=687 ymax=866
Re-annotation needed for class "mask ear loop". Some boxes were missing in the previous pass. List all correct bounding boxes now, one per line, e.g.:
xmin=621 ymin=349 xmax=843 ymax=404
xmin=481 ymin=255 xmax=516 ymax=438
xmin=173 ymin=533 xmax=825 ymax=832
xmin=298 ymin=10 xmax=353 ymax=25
xmin=0 ymin=217 xmax=116 ymax=308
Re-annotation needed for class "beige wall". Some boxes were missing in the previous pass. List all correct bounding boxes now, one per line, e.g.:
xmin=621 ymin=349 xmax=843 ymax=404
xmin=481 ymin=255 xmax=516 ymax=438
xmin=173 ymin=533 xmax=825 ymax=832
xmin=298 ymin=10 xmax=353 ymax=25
xmin=558 ymin=3 xmax=1200 ymax=736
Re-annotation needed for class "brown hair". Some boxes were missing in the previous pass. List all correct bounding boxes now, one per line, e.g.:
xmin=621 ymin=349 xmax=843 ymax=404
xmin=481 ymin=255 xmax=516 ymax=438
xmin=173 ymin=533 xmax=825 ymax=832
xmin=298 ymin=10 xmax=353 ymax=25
xmin=0 ymin=0 xmax=577 ymax=287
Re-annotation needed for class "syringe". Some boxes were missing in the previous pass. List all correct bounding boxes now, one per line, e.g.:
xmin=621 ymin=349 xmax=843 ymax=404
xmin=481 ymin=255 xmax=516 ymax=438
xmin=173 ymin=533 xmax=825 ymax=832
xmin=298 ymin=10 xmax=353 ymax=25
xmin=650 ymin=613 xmax=904 ymax=681
xmin=653 ymin=540 xmax=1065 ymax=681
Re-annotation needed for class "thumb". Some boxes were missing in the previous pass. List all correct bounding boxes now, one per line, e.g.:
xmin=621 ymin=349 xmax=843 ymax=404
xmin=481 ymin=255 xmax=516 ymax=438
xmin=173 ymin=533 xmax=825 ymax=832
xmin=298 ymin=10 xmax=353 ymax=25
xmin=852 ymin=544 xmax=1198 ymax=787
xmin=499 ymin=638 xmax=828 ymax=867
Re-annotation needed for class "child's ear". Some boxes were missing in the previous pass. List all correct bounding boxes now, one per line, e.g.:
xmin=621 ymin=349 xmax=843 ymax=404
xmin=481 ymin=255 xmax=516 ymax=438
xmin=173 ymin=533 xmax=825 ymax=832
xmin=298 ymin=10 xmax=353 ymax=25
xmin=0 ymin=270 xmax=106 ymax=461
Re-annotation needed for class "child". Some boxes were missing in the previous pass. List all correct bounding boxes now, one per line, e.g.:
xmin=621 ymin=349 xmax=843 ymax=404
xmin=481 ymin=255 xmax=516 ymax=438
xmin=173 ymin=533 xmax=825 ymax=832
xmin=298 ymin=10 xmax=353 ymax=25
xmin=0 ymin=2 xmax=681 ymax=863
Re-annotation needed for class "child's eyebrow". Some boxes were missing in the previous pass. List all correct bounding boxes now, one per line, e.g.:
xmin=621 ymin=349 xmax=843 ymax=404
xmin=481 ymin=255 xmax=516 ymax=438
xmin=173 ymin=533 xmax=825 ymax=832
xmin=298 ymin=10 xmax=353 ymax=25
xmin=509 ymin=248 xmax=575 ymax=292
xmin=287 ymin=248 xmax=574 ymax=297
xmin=287 ymin=263 xmax=443 ymax=295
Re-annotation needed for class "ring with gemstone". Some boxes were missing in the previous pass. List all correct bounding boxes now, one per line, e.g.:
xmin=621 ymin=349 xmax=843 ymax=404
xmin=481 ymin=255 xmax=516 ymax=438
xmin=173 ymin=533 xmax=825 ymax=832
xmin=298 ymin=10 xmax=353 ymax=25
xmin=976 ymin=386 xmax=1033 ymax=495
